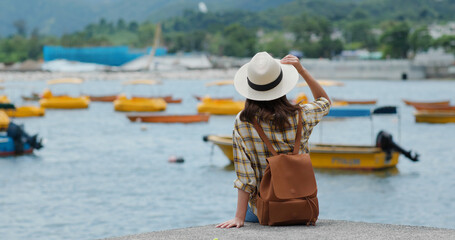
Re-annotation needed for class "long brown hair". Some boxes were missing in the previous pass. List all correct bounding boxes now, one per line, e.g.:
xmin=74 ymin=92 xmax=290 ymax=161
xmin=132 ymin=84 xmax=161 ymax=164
xmin=240 ymin=95 xmax=300 ymax=131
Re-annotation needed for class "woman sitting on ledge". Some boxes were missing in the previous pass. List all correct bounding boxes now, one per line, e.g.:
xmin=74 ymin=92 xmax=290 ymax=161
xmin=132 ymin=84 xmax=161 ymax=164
xmin=216 ymin=52 xmax=330 ymax=228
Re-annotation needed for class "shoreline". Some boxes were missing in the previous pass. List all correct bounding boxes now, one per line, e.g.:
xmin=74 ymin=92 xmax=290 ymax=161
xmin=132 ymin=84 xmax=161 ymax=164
xmin=102 ymin=219 xmax=455 ymax=240
xmin=1 ymin=70 xmax=454 ymax=82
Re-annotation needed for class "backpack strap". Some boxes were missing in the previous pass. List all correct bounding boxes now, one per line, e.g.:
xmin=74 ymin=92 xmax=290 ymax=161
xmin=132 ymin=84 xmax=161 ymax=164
xmin=293 ymin=110 xmax=303 ymax=155
xmin=252 ymin=117 xmax=278 ymax=156
xmin=252 ymin=109 xmax=303 ymax=156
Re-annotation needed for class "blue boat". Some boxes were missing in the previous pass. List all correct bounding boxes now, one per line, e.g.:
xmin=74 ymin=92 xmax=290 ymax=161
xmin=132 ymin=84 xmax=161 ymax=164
xmin=0 ymin=135 xmax=34 ymax=156
xmin=327 ymin=106 xmax=397 ymax=118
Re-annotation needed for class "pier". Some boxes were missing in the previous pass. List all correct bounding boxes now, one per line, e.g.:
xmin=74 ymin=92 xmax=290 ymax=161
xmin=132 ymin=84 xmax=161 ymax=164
xmin=104 ymin=220 xmax=455 ymax=240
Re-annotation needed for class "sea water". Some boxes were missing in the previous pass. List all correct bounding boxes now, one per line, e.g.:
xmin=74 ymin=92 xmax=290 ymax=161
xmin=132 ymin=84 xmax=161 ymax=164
xmin=0 ymin=78 xmax=454 ymax=240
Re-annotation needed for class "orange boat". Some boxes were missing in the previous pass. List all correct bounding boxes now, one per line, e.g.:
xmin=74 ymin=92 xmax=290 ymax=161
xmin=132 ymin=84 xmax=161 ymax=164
xmin=89 ymin=95 xmax=117 ymax=102
xmin=402 ymin=99 xmax=450 ymax=107
xmin=127 ymin=113 xmax=210 ymax=123
xmin=414 ymin=105 xmax=455 ymax=111
xmin=333 ymin=98 xmax=377 ymax=105
xmin=194 ymin=96 xmax=233 ymax=101
xmin=90 ymin=95 xmax=182 ymax=103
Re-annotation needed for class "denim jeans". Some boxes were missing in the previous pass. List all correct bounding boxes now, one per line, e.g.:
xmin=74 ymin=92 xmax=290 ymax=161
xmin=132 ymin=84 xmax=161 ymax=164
xmin=245 ymin=205 xmax=259 ymax=223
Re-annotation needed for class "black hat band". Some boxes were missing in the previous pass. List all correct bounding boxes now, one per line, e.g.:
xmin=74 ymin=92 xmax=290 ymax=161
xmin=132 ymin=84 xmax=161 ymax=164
xmin=247 ymin=69 xmax=283 ymax=92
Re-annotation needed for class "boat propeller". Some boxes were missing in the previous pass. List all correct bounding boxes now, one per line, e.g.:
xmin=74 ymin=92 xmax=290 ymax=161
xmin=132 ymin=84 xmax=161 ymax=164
xmin=376 ymin=130 xmax=419 ymax=162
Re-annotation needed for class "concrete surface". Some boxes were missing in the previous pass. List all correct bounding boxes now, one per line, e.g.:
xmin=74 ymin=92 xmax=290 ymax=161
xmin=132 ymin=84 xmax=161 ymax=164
xmin=103 ymin=219 xmax=455 ymax=240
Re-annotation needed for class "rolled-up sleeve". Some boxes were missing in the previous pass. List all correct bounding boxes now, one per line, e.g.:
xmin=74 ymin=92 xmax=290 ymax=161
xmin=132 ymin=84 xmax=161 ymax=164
xmin=301 ymin=97 xmax=331 ymax=128
xmin=232 ymin=128 xmax=256 ymax=194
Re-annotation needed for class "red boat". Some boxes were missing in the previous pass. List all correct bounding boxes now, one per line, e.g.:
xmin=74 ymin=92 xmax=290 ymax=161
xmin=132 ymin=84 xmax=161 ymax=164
xmin=403 ymin=99 xmax=450 ymax=107
xmin=89 ymin=95 xmax=117 ymax=102
xmin=90 ymin=95 xmax=182 ymax=103
xmin=414 ymin=105 xmax=455 ymax=111
xmin=127 ymin=113 xmax=210 ymax=123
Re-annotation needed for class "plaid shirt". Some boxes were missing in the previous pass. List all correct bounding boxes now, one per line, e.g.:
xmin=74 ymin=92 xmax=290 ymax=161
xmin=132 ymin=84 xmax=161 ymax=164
xmin=233 ymin=97 xmax=330 ymax=216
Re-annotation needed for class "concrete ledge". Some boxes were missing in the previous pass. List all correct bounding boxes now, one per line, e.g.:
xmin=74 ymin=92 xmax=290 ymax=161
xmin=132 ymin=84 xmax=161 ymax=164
xmin=104 ymin=219 xmax=455 ymax=240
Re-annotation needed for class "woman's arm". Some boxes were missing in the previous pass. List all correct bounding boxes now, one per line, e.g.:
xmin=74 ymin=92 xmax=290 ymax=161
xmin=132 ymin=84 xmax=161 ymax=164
xmin=216 ymin=189 xmax=249 ymax=228
xmin=281 ymin=55 xmax=331 ymax=104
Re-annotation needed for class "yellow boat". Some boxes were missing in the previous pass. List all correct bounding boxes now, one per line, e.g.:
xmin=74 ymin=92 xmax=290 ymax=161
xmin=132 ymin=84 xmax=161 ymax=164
xmin=294 ymin=93 xmax=348 ymax=107
xmin=197 ymin=97 xmax=244 ymax=115
xmin=39 ymin=78 xmax=90 ymax=109
xmin=414 ymin=110 xmax=455 ymax=123
xmin=4 ymin=106 xmax=45 ymax=118
xmin=203 ymin=107 xmax=419 ymax=170
xmin=0 ymin=111 xmax=10 ymax=130
xmin=203 ymin=135 xmax=402 ymax=170
xmin=197 ymin=80 xmax=244 ymax=115
xmin=0 ymin=95 xmax=10 ymax=103
xmin=114 ymin=79 xmax=166 ymax=112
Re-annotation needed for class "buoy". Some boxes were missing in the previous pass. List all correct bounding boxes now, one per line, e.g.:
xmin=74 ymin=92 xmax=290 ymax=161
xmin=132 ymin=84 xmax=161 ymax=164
xmin=168 ymin=155 xmax=184 ymax=163
xmin=140 ymin=126 xmax=147 ymax=131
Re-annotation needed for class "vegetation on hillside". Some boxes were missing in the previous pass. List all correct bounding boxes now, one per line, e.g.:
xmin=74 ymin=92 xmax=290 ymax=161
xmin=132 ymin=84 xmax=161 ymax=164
xmin=1 ymin=0 xmax=455 ymax=63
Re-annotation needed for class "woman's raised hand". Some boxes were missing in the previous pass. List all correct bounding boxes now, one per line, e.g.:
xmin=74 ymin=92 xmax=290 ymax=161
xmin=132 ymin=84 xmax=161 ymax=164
xmin=280 ymin=54 xmax=304 ymax=73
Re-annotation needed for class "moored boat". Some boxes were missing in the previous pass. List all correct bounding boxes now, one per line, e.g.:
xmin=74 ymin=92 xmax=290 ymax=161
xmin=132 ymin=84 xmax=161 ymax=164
xmin=39 ymin=78 xmax=90 ymax=109
xmin=127 ymin=113 xmax=210 ymax=123
xmin=203 ymin=131 xmax=418 ymax=170
xmin=413 ymin=105 xmax=455 ymax=111
xmin=414 ymin=110 xmax=455 ymax=123
xmin=4 ymin=106 xmax=45 ymax=118
xmin=114 ymin=79 xmax=167 ymax=112
xmin=197 ymin=97 xmax=244 ymax=115
xmin=403 ymin=99 xmax=450 ymax=107
xmin=333 ymin=98 xmax=377 ymax=105
xmin=89 ymin=95 xmax=117 ymax=102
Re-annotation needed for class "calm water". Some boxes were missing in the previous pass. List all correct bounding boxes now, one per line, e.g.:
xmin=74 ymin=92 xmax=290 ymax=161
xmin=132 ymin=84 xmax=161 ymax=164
xmin=0 ymin=78 xmax=454 ymax=240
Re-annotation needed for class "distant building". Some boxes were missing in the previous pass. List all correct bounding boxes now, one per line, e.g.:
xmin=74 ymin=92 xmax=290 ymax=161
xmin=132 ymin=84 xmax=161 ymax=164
xmin=428 ymin=22 xmax=455 ymax=39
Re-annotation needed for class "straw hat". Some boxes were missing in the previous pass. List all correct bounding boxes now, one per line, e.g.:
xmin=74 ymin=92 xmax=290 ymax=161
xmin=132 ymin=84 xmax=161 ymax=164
xmin=234 ymin=52 xmax=298 ymax=101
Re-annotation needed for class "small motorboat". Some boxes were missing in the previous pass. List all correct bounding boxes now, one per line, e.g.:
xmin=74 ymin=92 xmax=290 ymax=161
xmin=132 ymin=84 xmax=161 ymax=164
xmin=414 ymin=110 xmax=455 ymax=123
xmin=21 ymin=93 xmax=40 ymax=101
xmin=114 ymin=80 xmax=166 ymax=112
xmin=127 ymin=113 xmax=210 ymax=123
xmin=203 ymin=131 xmax=418 ymax=170
xmin=413 ymin=105 xmax=455 ymax=111
xmin=0 ymin=121 xmax=43 ymax=157
xmin=403 ymin=99 xmax=450 ymax=107
xmin=4 ymin=106 xmax=45 ymax=118
xmin=197 ymin=80 xmax=244 ymax=115
xmin=39 ymin=78 xmax=90 ymax=109
xmin=332 ymin=98 xmax=377 ymax=105
xmin=89 ymin=95 xmax=117 ymax=102
xmin=197 ymin=97 xmax=244 ymax=115
xmin=194 ymin=96 xmax=233 ymax=101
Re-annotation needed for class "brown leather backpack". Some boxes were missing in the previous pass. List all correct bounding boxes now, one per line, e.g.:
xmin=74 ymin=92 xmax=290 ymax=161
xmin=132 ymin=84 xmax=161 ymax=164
xmin=252 ymin=111 xmax=319 ymax=226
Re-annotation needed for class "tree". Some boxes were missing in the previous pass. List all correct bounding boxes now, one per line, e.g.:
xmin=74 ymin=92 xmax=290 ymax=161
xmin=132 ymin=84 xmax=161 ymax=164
xmin=434 ymin=35 xmax=455 ymax=53
xmin=380 ymin=22 xmax=410 ymax=58
xmin=257 ymin=32 xmax=292 ymax=57
xmin=408 ymin=26 xmax=432 ymax=54
xmin=221 ymin=23 xmax=256 ymax=57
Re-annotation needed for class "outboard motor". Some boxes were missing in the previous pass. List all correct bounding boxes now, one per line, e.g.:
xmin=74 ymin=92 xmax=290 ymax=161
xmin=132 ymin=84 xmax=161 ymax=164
xmin=376 ymin=130 xmax=419 ymax=162
xmin=7 ymin=122 xmax=43 ymax=154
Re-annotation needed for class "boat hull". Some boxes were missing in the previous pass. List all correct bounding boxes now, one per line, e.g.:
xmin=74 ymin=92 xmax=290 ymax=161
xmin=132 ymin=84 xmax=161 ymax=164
xmin=40 ymin=96 xmax=90 ymax=109
xmin=89 ymin=95 xmax=117 ymax=102
xmin=4 ymin=106 xmax=45 ymax=117
xmin=333 ymin=99 xmax=377 ymax=105
xmin=0 ymin=136 xmax=34 ymax=157
xmin=415 ymin=111 xmax=455 ymax=123
xmin=204 ymin=135 xmax=399 ymax=170
xmin=197 ymin=99 xmax=244 ymax=115
xmin=403 ymin=99 xmax=450 ymax=107
xmin=128 ymin=114 xmax=209 ymax=123
xmin=114 ymin=98 xmax=166 ymax=112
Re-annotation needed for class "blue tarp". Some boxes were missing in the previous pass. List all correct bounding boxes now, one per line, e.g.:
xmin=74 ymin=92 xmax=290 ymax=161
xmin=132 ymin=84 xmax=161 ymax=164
xmin=43 ymin=46 xmax=167 ymax=66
